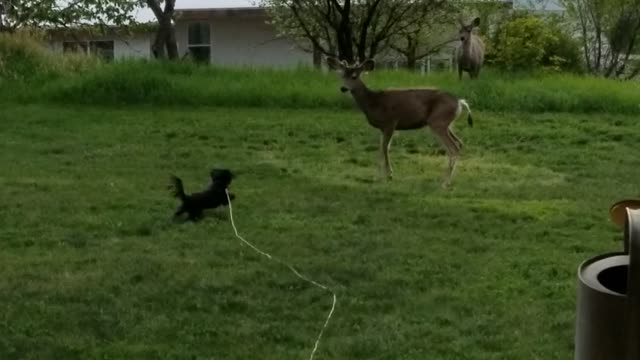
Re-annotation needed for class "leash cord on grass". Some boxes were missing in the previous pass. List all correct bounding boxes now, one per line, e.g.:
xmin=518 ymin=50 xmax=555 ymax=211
xmin=225 ymin=189 xmax=337 ymax=360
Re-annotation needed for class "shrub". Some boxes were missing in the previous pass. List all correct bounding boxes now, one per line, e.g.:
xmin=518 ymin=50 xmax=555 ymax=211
xmin=47 ymin=60 xmax=178 ymax=105
xmin=489 ymin=14 xmax=557 ymax=71
xmin=541 ymin=15 xmax=584 ymax=73
xmin=0 ymin=31 xmax=99 ymax=81
xmin=487 ymin=13 xmax=583 ymax=73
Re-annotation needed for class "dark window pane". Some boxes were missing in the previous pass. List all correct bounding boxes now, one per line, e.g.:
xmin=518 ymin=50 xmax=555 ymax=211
xmin=188 ymin=46 xmax=210 ymax=63
xmin=89 ymin=41 xmax=114 ymax=61
xmin=63 ymin=42 xmax=87 ymax=53
xmin=188 ymin=22 xmax=210 ymax=45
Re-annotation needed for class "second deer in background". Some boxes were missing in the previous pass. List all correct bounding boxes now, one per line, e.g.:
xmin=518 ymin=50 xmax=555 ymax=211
xmin=457 ymin=17 xmax=485 ymax=80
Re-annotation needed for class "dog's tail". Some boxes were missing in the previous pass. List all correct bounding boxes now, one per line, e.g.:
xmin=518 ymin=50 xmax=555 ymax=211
xmin=169 ymin=175 xmax=186 ymax=200
xmin=458 ymin=99 xmax=473 ymax=127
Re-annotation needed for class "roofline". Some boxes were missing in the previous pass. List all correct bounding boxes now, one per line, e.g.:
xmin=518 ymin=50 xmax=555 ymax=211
xmin=176 ymin=0 xmax=513 ymax=12
xmin=176 ymin=6 xmax=261 ymax=12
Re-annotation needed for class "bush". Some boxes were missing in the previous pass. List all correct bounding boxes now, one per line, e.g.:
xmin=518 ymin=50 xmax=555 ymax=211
xmin=0 ymin=31 xmax=99 ymax=81
xmin=541 ymin=15 xmax=584 ymax=73
xmin=47 ymin=60 xmax=178 ymax=105
xmin=488 ymin=14 xmax=583 ymax=73
xmin=489 ymin=15 xmax=556 ymax=71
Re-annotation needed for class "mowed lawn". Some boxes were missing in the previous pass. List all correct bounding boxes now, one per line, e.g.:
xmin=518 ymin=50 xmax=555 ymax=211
xmin=0 ymin=104 xmax=638 ymax=359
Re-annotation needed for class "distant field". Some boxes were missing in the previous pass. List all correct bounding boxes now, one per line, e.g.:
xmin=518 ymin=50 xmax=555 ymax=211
xmin=1 ymin=103 xmax=638 ymax=359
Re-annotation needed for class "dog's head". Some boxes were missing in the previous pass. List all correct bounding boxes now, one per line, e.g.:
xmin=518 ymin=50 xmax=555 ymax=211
xmin=210 ymin=168 xmax=233 ymax=187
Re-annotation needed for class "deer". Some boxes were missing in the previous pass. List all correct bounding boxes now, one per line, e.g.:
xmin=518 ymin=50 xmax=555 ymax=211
xmin=326 ymin=57 xmax=473 ymax=188
xmin=457 ymin=17 xmax=485 ymax=80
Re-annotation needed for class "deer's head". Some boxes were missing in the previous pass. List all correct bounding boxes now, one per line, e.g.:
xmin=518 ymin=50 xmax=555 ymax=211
xmin=459 ymin=17 xmax=480 ymax=43
xmin=326 ymin=57 xmax=375 ymax=93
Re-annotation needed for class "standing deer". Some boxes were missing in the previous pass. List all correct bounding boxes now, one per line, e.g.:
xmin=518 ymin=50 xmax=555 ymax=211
xmin=326 ymin=57 xmax=473 ymax=187
xmin=457 ymin=17 xmax=485 ymax=80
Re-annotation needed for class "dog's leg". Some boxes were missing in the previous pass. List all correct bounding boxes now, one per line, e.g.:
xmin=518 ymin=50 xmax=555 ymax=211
xmin=174 ymin=205 xmax=185 ymax=217
xmin=187 ymin=209 xmax=203 ymax=222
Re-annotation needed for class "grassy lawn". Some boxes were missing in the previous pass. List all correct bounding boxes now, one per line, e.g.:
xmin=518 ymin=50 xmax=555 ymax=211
xmin=0 ymin=104 xmax=638 ymax=359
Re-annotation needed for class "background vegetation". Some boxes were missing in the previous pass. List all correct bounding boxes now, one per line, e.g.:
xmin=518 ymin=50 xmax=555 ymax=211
xmin=2 ymin=34 xmax=639 ymax=115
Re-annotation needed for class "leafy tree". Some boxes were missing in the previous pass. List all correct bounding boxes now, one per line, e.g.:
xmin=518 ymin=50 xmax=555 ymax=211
xmin=0 ymin=0 xmax=180 ymax=60
xmin=0 ymin=0 xmax=138 ymax=33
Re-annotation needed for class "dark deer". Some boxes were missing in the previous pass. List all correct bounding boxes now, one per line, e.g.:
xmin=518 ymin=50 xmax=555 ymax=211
xmin=457 ymin=17 xmax=485 ymax=80
xmin=326 ymin=57 xmax=473 ymax=187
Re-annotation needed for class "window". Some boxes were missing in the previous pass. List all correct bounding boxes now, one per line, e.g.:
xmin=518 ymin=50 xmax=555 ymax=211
xmin=89 ymin=41 xmax=114 ymax=61
xmin=187 ymin=22 xmax=211 ymax=63
xmin=63 ymin=41 xmax=88 ymax=54
xmin=63 ymin=40 xmax=114 ymax=61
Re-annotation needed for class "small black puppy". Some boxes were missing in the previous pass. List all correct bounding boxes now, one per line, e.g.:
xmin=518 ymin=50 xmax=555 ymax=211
xmin=169 ymin=168 xmax=235 ymax=221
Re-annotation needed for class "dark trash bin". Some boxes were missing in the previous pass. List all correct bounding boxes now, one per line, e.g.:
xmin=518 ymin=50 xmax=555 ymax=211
xmin=574 ymin=205 xmax=640 ymax=360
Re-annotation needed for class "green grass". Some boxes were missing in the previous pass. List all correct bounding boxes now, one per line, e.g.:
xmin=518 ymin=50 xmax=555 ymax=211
xmin=1 ymin=43 xmax=639 ymax=114
xmin=33 ymin=61 xmax=640 ymax=114
xmin=2 ymin=33 xmax=640 ymax=359
xmin=1 ymin=104 xmax=638 ymax=359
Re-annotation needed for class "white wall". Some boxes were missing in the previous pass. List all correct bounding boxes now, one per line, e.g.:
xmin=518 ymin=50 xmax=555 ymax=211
xmin=113 ymin=34 xmax=152 ymax=59
xmin=175 ymin=16 xmax=312 ymax=67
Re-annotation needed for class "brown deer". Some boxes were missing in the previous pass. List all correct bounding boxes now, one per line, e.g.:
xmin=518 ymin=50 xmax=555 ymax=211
xmin=326 ymin=57 xmax=473 ymax=187
xmin=457 ymin=17 xmax=485 ymax=80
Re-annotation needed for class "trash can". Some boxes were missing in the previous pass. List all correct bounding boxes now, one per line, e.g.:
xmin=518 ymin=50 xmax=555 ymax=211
xmin=574 ymin=206 xmax=640 ymax=360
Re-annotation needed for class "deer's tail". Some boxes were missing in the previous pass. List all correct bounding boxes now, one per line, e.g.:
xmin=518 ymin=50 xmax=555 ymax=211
xmin=458 ymin=99 xmax=473 ymax=127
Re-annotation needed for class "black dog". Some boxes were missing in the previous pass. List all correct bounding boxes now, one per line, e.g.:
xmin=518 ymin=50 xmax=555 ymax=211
xmin=169 ymin=168 xmax=235 ymax=221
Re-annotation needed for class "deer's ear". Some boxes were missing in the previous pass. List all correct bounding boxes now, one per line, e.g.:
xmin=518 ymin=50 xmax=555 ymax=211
xmin=361 ymin=59 xmax=375 ymax=71
xmin=326 ymin=56 xmax=343 ymax=70
xmin=472 ymin=17 xmax=480 ymax=27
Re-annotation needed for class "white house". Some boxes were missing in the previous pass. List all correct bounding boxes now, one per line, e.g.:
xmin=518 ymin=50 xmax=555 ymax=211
xmin=173 ymin=6 xmax=311 ymax=66
xmin=46 ymin=4 xmax=312 ymax=67
xmin=46 ymin=28 xmax=153 ymax=60
xmin=46 ymin=0 xmax=578 ymax=68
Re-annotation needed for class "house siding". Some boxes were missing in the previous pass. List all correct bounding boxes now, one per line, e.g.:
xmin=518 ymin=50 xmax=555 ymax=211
xmin=174 ymin=16 xmax=312 ymax=67
xmin=48 ymin=33 xmax=152 ymax=59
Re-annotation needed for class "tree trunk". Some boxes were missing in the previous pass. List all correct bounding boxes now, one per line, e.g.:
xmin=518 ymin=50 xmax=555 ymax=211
xmin=404 ymin=37 xmax=417 ymax=70
xmin=147 ymin=0 xmax=178 ymax=61
xmin=166 ymin=20 xmax=178 ymax=60
xmin=152 ymin=17 xmax=178 ymax=60
xmin=152 ymin=21 xmax=168 ymax=58
xmin=313 ymin=43 xmax=322 ymax=69
xmin=406 ymin=53 xmax=417 ymax=70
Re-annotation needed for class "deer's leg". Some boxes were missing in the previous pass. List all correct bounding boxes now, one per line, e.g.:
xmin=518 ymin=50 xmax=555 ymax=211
xmin=379 ymin=129 xmax=394 ymax=180
xmin=432 ymin=126 xmax=460 ymax=188
xmin=448 ymin=127 xmax=463 ymax=150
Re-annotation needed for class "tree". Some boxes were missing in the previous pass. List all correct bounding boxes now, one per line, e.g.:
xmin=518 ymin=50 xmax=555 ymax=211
xmin=0 ymin=0 xmax=138 ymax=33
xmin=389 ymin=2 xmax=458 ymax=70
xmin=145 ymin=0 xmax=178 ymax=60
xmin=561 ymin=0 xmax=640 ymax=78
xmin=0 ymin=0 xmax=180 ymax=61
xmin=260 ymin=0 xmax=450 ymax=65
